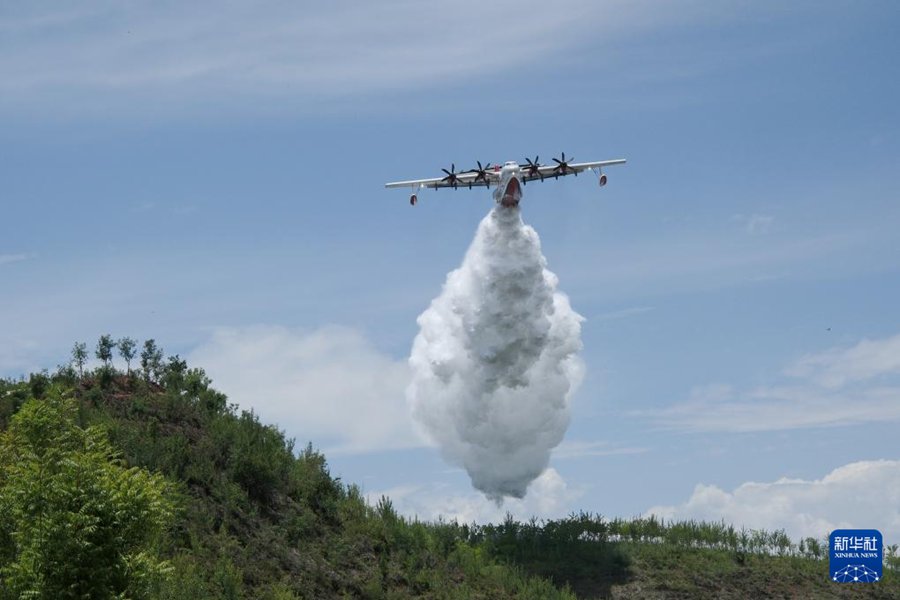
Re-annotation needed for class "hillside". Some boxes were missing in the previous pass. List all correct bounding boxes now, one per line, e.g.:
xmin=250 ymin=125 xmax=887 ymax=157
xmin=1 ymin=340 xmax=898 ymax=599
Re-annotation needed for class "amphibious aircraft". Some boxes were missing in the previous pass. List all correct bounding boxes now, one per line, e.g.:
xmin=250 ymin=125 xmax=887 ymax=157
xmin=385 ymin=153 xmax=626 ymax=206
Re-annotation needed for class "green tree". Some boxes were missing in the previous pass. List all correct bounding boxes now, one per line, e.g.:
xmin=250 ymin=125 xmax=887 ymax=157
xmin=0 ymin=389 xmax=176 ymax=599
xmin=163 ymin=355 xmax=188 ymax=390
xmin=71 ymin=341 xmax=88 ymax=377
xmin=96 ymin=334 xmax=117 ymax=369
xmin=141 ymin=339 xmax=164 ymax=383
xmin=118 ymin=337 xmax=137 ymax=375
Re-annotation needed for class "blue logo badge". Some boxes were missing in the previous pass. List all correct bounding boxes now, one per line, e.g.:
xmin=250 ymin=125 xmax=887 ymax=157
xmin=829 ymin=529 xmax=882 ymax=583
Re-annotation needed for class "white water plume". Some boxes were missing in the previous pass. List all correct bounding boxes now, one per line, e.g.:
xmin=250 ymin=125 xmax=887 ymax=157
xmin=408 ymin=206 xmax=584 ymax=502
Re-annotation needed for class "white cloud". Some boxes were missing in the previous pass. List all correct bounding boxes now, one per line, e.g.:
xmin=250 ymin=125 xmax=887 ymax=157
xmin=641 ymin=333 xmax=900 ymax=433
xmin=0 ymin=0 xmax=640 ymax=114
xmin=732 ymin=213 xmax=775 ymax=235
xmin=368 ymin=467 xmax=582 ymax=524
xmin=188 ymin=325 xmax=424 ymax=454
xmin=0 ymin=253 xmax=30 ymax=266
xmin=591 ymin=306 xmax=655 ymax=322
xmin=0 ymin=1 xmax=779 ymax=117
xmin=553 ymin=439 xmax=649 ymax=459
xmin=647 ymin=460 xmax=900 ymax=543
xmin=785 ymin=333 xmax=900 ymax=389
xmin=568 ymin=228 xmax=866 ymax=301
xmin=645 ymin=385 xmax=900 ymax=433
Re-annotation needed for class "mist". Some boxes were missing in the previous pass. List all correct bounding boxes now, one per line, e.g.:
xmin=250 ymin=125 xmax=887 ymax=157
xmin=408 ymin=206 xmax=584 ymax=502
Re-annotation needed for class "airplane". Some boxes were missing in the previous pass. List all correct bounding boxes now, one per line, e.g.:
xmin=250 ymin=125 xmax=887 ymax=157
xmin=385 ymin=153 xmax=626 ymax=207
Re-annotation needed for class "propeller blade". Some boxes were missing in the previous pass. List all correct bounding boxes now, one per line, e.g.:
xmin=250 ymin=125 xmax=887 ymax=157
xmin=441 ymin=163 xmax=464 ymax=184
xmin=466 ymin=160 xmax=494 ymax=184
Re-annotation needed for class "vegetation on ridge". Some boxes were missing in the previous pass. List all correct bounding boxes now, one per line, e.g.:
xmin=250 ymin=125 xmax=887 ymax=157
xmin=0 ymin=336 xmax=898 ymax=599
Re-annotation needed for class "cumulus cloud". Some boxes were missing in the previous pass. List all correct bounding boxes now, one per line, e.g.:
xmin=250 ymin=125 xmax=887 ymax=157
xmin=408 ymin=207 xmax=583 ymax=502
xmin=189 ymin=325 xmax=423 ymax=454
xmin=641 ymin=332 xmax=900 ymax=432
xmin=647 ymin=460 xmax=900 ymax=542
xmin=369 ymin=468 xmax=582 ymax=524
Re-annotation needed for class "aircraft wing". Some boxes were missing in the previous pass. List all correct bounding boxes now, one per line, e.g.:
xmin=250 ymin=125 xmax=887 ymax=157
xmin=522 ymin=158 xmax=627 ymax=183
xmin=385 ymin=172 xmax=493 ymax=190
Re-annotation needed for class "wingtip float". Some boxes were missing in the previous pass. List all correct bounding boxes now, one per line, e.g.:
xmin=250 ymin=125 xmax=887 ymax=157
xmin=385 ymin=153 xmax=626 ymax=207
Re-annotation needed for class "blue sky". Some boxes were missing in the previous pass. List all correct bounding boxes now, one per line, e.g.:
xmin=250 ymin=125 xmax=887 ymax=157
xmin=2 ymin=1 xmax=899 ymax=539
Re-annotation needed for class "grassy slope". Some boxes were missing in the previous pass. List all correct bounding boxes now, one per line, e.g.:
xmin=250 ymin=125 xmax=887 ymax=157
xmin=2 ymin=366 xmax=898 ymax=599
xmin=613 ymin=544 xmax=900 ymax=599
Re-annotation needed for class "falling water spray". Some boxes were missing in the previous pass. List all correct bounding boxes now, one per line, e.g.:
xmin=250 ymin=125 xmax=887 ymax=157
xmin=407 ymin=206 xmax=583 ymax=503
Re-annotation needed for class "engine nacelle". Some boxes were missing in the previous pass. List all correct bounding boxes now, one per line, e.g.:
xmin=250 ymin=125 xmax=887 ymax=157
xmin=598 ymin=173 xmax=607 ymax=187
xmin=409 ymin=194 xmax=417 ymax=206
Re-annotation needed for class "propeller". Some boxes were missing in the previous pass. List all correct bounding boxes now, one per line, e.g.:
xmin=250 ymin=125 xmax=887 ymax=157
xmin=468 ymin=160 xmax=494 ymax=186
xmin=523 ymin=156 xmax=543 ymax=182
xmin=551 ymin=152 xmax=576 ymax=177
xmin=440 ymin=163 xmax=463 ymax=189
